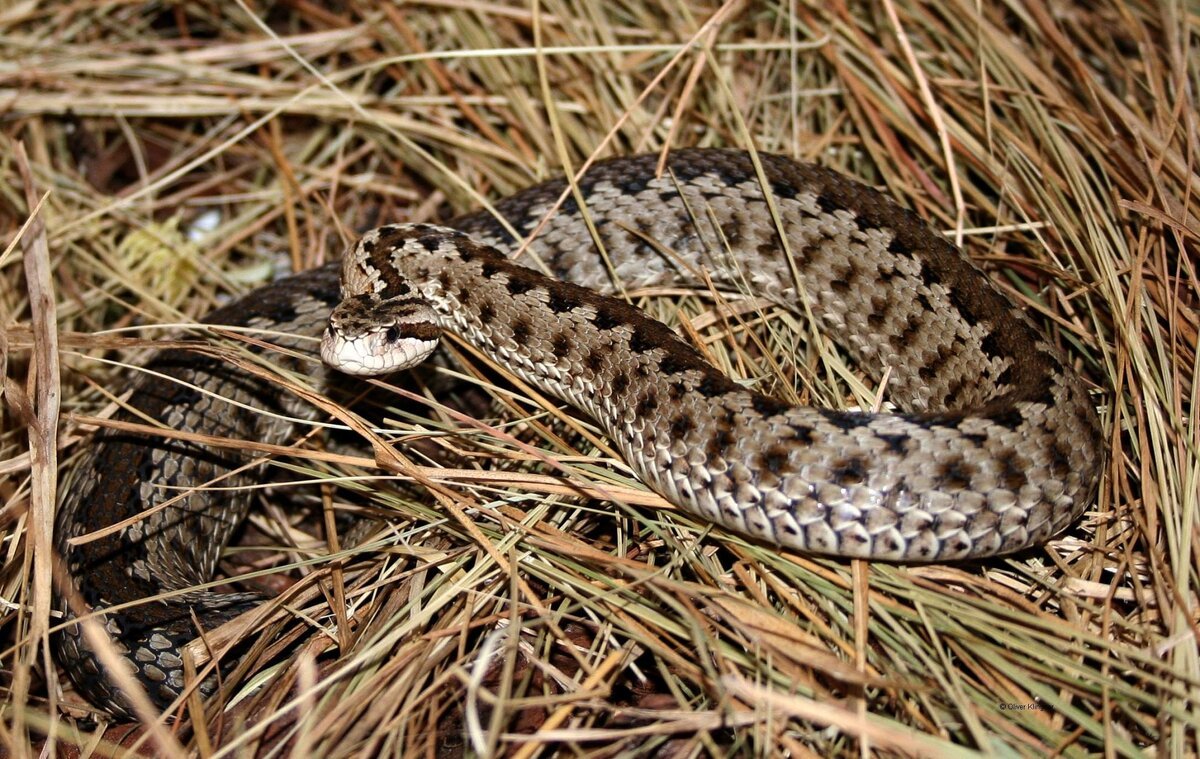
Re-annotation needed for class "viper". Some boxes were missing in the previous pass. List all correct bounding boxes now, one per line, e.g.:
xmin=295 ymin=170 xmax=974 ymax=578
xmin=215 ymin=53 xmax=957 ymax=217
xmin=55 ymin=149 xmax=1102 ymax=718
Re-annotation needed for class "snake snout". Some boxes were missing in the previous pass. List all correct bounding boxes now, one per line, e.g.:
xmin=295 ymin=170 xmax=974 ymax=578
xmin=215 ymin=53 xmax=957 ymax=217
xmin=322 ymin=290 xmax=442 ymax=376
xmin=321 ymin=325 xmax=439 ymax=376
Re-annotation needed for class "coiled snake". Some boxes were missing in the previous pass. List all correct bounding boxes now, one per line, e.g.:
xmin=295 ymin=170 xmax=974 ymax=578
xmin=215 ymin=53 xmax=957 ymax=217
xmin=55 ymin=149 xmax=1102 ymax=718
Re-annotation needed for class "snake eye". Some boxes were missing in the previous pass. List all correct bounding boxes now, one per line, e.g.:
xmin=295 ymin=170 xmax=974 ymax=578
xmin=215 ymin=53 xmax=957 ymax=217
xmin=385 ymin=325 xmax=401 ymax=343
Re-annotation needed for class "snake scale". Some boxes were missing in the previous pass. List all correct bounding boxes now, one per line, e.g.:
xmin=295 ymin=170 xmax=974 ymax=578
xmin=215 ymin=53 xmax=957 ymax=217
xmin=55 ymin=149 xmax=1102 ymax=718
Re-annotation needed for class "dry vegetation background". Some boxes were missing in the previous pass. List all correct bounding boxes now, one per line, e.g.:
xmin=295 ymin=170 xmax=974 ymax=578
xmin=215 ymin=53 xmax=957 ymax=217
xmin=0 ymin=0 xmax=1196 ymax=756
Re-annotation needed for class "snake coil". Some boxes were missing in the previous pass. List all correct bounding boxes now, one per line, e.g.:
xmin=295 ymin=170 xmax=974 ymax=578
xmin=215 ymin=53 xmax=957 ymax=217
xmin=55 ymin=149 xmax=1101 ymax=718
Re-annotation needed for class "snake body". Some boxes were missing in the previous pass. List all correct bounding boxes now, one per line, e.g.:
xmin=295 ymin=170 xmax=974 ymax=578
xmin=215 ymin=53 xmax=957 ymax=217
xmin=55 ymin=149 xmax=1101 ymax=718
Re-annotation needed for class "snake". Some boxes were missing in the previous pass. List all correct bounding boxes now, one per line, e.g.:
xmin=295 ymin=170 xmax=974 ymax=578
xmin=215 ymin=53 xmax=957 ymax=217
xmin=54 ymin=148 xmax=1102 ymax=719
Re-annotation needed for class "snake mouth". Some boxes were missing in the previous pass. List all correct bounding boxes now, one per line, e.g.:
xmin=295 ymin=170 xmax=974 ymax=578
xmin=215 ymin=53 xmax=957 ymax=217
xmin=320 ymin=331 xmax=438 ymax=376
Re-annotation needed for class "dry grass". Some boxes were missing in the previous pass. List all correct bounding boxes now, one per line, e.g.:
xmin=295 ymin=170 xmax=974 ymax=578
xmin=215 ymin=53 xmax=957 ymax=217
xmin=0 ymin=0 xmax=1196 ymax=756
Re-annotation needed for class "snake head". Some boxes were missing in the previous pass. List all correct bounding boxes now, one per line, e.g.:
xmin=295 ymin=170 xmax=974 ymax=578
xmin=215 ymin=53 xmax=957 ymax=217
xmin=321 ymin=292 xmax=441 ymax=376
